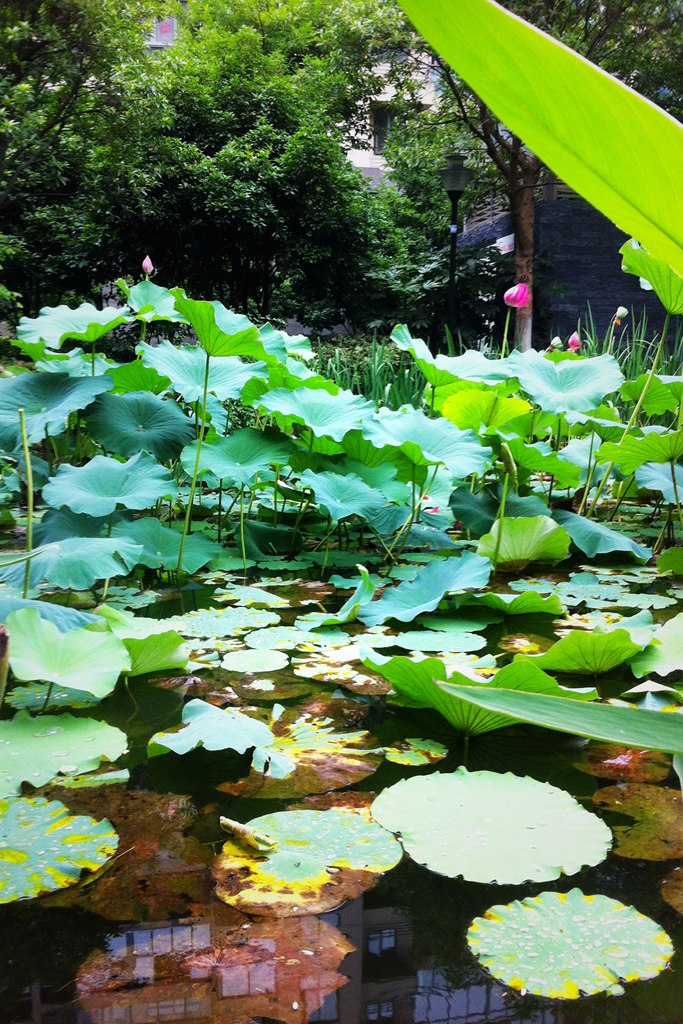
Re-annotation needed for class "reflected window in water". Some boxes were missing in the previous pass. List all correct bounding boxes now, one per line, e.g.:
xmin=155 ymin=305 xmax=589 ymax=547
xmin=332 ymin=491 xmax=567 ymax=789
xmin=367 ymin=928 xmax=397 ymax=956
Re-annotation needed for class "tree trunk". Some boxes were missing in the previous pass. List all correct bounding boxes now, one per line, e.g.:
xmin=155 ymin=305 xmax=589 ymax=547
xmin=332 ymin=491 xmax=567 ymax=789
xmin=509 ymin=173 xmax=536 ymax=350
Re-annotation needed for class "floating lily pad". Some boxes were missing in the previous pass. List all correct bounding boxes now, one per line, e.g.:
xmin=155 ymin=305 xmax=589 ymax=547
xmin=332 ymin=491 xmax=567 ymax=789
xmin=575 ymin=743 xmax=671 ymax=783
xmin=467 ymin=888 xmax=673 ymax=998
xmin=0 ymin=712 xmax=128 ymax=795
xmin=220 ymin=702 xmax=382 ymax=798
xmin=215 ymin=583 xmax=290 ymax=607
xmin=220 ymin=649 xmax=290 ymax=673
xmin=244 ymin=625 xmax=348 ymax=650
xmin=213 ymin=807 xmax=402 ymax=916
xmin=384 ymin=738 xmax=449 ymax=766
xmin=592 ymin=783 xmax=683 ymax=860
xmin=371 ymin=768 xmax=611 ymax=883
xmin=148 ymin=699 xmax=273 ymax=758
xmin=661 ymin=866 xmax=683 ymax=913
xmin=167 ymin=606 xmax=280 ymax=637
xmin=5 ymin=682 xmax=100 ymax=712
xmin=0 ymin=796 xmax=118 ymax=903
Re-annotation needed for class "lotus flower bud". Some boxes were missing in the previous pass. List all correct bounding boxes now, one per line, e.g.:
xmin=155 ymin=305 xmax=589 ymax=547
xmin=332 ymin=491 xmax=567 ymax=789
xmin=567 ymin=331 xmax=581 ymax=351
xmin=142 ymin=255 xmax=154 ymax=276
xmin=616 ymin=306 xmax=628 ymax=319
xmin=548 ymin=337 xmax=562 ymax=350
xmin=503 ymin=283 xmax=531 ymax=308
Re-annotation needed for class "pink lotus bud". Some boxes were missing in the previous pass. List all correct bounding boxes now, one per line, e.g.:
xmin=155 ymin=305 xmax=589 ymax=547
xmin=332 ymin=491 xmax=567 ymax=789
xmin=142 ymin=255 xmax=154 ymax=275
xmin=567 ymin=331 xmax=581 ymax=351
xmin=503 ymin=283 xmax=531 ymax=308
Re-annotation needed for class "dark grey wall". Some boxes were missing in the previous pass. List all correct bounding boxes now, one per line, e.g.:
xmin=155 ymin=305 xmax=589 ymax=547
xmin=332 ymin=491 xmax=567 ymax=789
xmin=461 ymin=197 xmax=667 ymax=342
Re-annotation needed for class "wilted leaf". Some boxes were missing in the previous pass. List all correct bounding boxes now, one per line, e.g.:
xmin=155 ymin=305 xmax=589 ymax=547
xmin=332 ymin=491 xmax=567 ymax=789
xmin=574 ymin=743 xmax=671 ymax=783
xmin=383 ymin=738 xmax=448 ymax=766
xmin=661 ymin=865 xmax=683 ymax=913
xmin=592 ymin=783 xmax=683 ymax=860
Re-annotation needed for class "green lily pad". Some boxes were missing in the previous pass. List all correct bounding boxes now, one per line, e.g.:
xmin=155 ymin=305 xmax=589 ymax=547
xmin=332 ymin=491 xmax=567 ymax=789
xmin=140 ymin=340 xmax=267 ymax=401
xmin=468 ymin=888 xmax=673 ymax=998
xmin=0 ymin=796 xmax=119 ymax=903
xmin=148 ymin=698 xmax=273 ymax=757
xmin=0 ymin=712 xmax=127 ymax=795
xmin=5 ymin=682 xmax=100 ymax=712
xmin=0 ymin=372 xmax=112 ymax=450
xmin=458 ymin=590 xmax=565 ymax=616
xmin=384 ymin=738 xmax=449 ymax=766
xmin=220 ymin=649 xmax=290 ymax=673
xmin=183 ymin=427 xmax=293 ymax=488
xmin=85 ymin=391 xmax=194 ymax=461
xmin=42 ymin=452 xmax=177 ymax=516
xmin=298 ymin=470 xmax=385 ymax=524
xmin=16 ymin=303 xmax=130 ymax=351
xmin=515 ymin=627 xmax=646 ymax=675
xmin=167 ymin=606 xmax=280 ymax=637
xmin=506 ymin=349 xmax=624 ymax=413
xmin=358 ymin=552 xmax=491 ymax=628
xmin=592 ymin=783 xmax=683 ymax=860
xmin=111 ymin=518 xmax=216 ymax=574
xmin=244 ymin=625 xmax=348 ymax=650
xmin=7 ymin=608 xmax=130 ymax=698
xmin=553 ymin=510 xmax=651 ymax=563
xmin=598 ymin=430 xmax=683 ymax=474
xmin=631 ymin=613 xmax=683 ymax=678
xmin=257 ymin=387 xmax=374 ymax=443
xmin=0 ymin=537 xmax=142 ymax=591
xmin=213 ymin=807 xmax=402 ymax=916
xmin=477 ymin=516 xmax=570 ymax=570
xmin=371 ymin=768 xmax=611 ymax=883
xmin=214 ymin=583 xmax=290 ymax=608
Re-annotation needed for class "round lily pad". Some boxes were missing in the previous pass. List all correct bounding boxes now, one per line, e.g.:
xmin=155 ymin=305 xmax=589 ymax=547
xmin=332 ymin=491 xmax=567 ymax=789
xmin=371 ymin=768 xmax=612 ymax=884
xmin=467 ymin=888 xmax=673 ymax=998
xmin=0 ymin=797 xmax=118 ymax=903
xmin=592 ymin=783 xmax=683 ymax=860
xmin=661 ymin=866 xmax=683 ymax=913
xmin=220 ymin=648 xmax=289 ymax=673
xmin=213 ymin=807 xmax=402 ymax=916
xmin=384 ymin=738 xmax=449 ymax=766
xmin=167 ymin=606 xmax=280 ymax=638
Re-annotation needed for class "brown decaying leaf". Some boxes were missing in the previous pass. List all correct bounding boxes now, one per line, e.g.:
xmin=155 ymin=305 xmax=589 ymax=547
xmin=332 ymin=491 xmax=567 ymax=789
xmin=661 ymin=865 xmax=683 ymax=913
xmin=592 ymin=783 xmax=683 ymax=860
xmin=77 ymin=912 xmax=353 ymax=1024
xmin=575 ymin=743 xmax=671 ymax=783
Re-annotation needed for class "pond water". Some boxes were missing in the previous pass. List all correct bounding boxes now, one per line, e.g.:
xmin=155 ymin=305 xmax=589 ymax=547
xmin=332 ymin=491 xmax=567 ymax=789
xmin=1 ymin=565 xmax=682 ymax=1024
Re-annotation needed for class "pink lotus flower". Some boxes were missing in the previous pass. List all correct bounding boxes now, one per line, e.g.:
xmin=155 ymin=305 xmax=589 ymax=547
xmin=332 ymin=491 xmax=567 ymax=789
xmin=568 ymin=331 xmax=581 ymax=351
xmin=142 ymin=255 xmax=154 ymax=275
xmin=503 ymin=283 xmax=531 ymax=308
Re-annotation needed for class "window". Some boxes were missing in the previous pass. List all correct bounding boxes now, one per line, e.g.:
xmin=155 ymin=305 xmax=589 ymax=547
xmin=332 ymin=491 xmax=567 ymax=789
xmin=372 ymin=107 xmax=395 ymax=155
xmin=367 ymin=928 xmax=397 ymax=956
xmin=365 ymin=1000 xmax=394 ymax=1020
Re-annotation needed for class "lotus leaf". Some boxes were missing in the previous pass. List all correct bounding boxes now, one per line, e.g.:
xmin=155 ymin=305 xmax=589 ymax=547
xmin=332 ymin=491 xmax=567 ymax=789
xmin=598 ymin=430 xmax=683 ymax=473
xmin=468 ymin=889 xmax=673 ymax=998
xmin=85 ymin=391 xmax=194 ymax=461
xmin=7 ymin=608 xmax=130 ymax=697
xmin=42 ymin=452 xmax=177 ymax=516
xmin=0 ymin=537 xmax=142 ymax=591
xmin=371 ymin=768 xmax=611 ymax=883
xmin=95 ymin=609 xmax=189 ymax=677
xmin=553 ymin=510 xmax=651 ymax=563
xmin=376 ymin=625 xmax=486 ymax=653
xmin=172 ymin=296 xmax=269 ymax=361
xmin=221 ymin=703 xmax=382 ymax=798
xmin=442 ymin=685 xmax=683 ymax=754
xmin=182 ymin=427 xmax=293 ymax=488
xmin=0 ymin=712 xmax=127 ymax=795
xmin=593 ymin=783 xmax=683 ymax=859
xmin=459 ymin=590 xmax=565 ymax=616
xmin=108 ymin=360 xmax=170 ymax=395
xmin=515 ymin=627 xmax=647 ymax=675
xmin=630 ymin=613 xmax=683 ymax=678
xmin=257 ymin=386 xmax=374 ymax=442
xmin=111 ymin=518 xmax=216 ymax=573
xmin=244 ymin=625 xmax=347 ymax=650
xmin=5 ymin=683 xmax=100 ymax=712
xmin=391 ymin=325 xmax=513 ymax=386
xmin=658 ymin=548 xmax=683 ymax=576
xmin=121 ymin=280 xmax=186 ymax=322
xmin=0 ymin=596 xmax=96 ymax=632
xmin=215 ymin=583 xmax=289 ymax=607
xmin=504 ymin=438 xmax=581 ymax=489
xmin=36 ymin=348 xmax=115 ymax=377
xmin=0 ymin=372 xmax=112 ymax=450
xmin=358 ymin=552 xmax=491 ymax=627
xmin=0 ymin=796 xmax=119 ymax=903
xmin=506 ymin=350 xmax=623 ymax=413
xmin=448 ymin=486 xmax=548 ymax=536
xmin=296 ymin=565 xmax=376 ymax=629
xmin=213 ymin=807 xmax=402 ymax=916
xmin=383 ymin=738 xmax=448 ymax=765
xmin=636 ymin=462 xmax=683 ymax=504
xmin=221 ymin=649 xmax=289 ymax=673
xmin=661 ymin=866 xmax=683 ymax=913
xmin=298 ymin=469 xmax=385 ymax=524
xmin=168 ymin=606 xmax=280 ymax=639
xmin=140 ymin=340 xmax=267 ymax=402
xmin=16 ymin=303 xmax=130 ymax=351
xmin=260 ymin=321 xmax=313 ymax=361
xmin=621 ymin=240 xmax=683 ymax=314
xmin=361 ymin=406 xmax=492 ymax=476
xmin=441 ymin=390 xmax=530 ymax=433
xmin=477 ymin=516 xmax=570 ymax=570
xmin=621 ymin=374 xmax=680 ymax=415
xmin=148 ymin=698 xmax=273 ymax=757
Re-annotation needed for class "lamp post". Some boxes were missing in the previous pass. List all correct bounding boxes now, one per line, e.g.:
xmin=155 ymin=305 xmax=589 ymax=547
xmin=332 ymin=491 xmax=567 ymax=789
xmin=437 ymin=153 xmax=474 ymax=350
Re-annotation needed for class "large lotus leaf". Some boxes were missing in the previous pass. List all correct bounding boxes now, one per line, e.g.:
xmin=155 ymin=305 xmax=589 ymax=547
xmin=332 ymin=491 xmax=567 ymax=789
xmin=598 ymin=430 xmax=683 ymax=473
xmin=371 ymin=768 xmax=611 ymax=884
xmin=7 ymin=608 xmax=130 ymax=697
xmin=213 ymin=807 xmax=402 ymax=916
xmin=553 ymin=510 xmax=651 ymax=563
xmin=0 ymin=712 xmax=127 ymax=795
xmin=0 ymin=596 xmax=96 ymax=632
xmin=172 ymin=296 xmax=271 ymax=362
xmin=16 ymin=303 xmax=130 ymax=351
xmin=468 ymin=889 xmax=673 ymax=999
xmin=85 ymin=392 xmax=194 ymax=461
xmin=168 ymin=606 xmax=280 ymax=638
xmin=221 ymin=704 xmax=382 ymax=798
xmin=477 ymin=516 xmax=570 ymax=570
xmin=261 ymin=322 xmax=313 ymax=362
xmin=441 ymin=390 xmax=530 ymax=433
xmin=593 ymin=784 xmax=683 ymax=860
xmin=182 ymin=427 xmax=293 ymax=488
xmin=366 ymin=655 xmax=586 ymax=736
xmin=396 ymin=0 xmax=683 ymax=278
xmin=371 ymin=624 xmax=486 ymax=653
xmin=111 ymin=518 xmax=216 ymax=574
xmin=257 ymin=387 xmax=374 ymax=442
xmin=631 ymin=613 xmax=683 ymax=678
xmin=504 ymin=438 xmax=581 ymax=489
xmin=298 ymin=565 xmax=376 ymax=629
xmin=298 ymin=470 xmax=385 ymax=524
xmin=0 ymin=797 xmax=119 ymax=903
xmin=621 ymin=240 xmax=683 ymax=314
xmin=0 ymin=537 xmax=142 ymax=591
xmin=362 ymin=406 xmax=491 ymax=476
xmin=35 ymin=348 xmax=116 ymax=377
xmin=516 ymin=627 xmax=647 ymax=675
xmin=441 ymin=686 xmax=683 ymax=754
xmin=636 ymin=462 xmax=683 ymax=505
xmin=458 ymin=590 xmax=565 ymax=616
xmin=42 ymin=452 xmax=177 ymax=515
xmin=107 ymin=360 xmax=170 ymax=396
xmin=34 ymin=508 xmax=112 ymax=543
xmin=358 ymin=552 xmax=491 ymax=627
xmin=0 ymin=372 xmax=112 ymax=450
xmin=506 ymin=350 xmax=623 ymax=413
xmin=95 ymin=606 xmax=189 ymax=677
xmin=391 ymin=326 xmax=513 ymax=387
xmin=621 ymin=374 xmax=681 ymax=416
xmin=139 ymin=340 xmax=267 ymax=402
xmin=449 ymin=486 xmax=548 ymax=536
xmin=148 ymin=698 xmax=273 ymax=757
xmin=121 ymin=280 xmax=186 ymax=322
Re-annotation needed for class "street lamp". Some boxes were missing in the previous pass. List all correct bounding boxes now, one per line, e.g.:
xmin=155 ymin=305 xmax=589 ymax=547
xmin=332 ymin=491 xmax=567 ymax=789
xmin=437 ymin=153 xmax=474 ymax=349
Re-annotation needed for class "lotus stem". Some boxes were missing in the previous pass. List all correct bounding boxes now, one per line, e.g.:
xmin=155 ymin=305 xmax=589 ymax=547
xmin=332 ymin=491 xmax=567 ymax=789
xmin=576 ymin=431 xmax=596 ymax=516
xmin=0 ymin=626 xmax=9 ymax=715
xmin=239 ymin=485 xmax=247 ymax=576
xmin=670 ymin=461 xmax=683 ymax=538
xmin=500 ymin=308 xmax=512 ymax=359
xmin=18 ymin=408 xmax=33 ymax=599
xmin=491 ymin=471 xmax=510 ymax=569
xmin=176 ymin=350 xmax=211 ymax=580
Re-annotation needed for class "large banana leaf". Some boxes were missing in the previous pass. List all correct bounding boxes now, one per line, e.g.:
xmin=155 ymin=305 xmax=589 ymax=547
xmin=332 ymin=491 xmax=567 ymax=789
xmin=398 ymin=0 xmax=683 ymax=276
